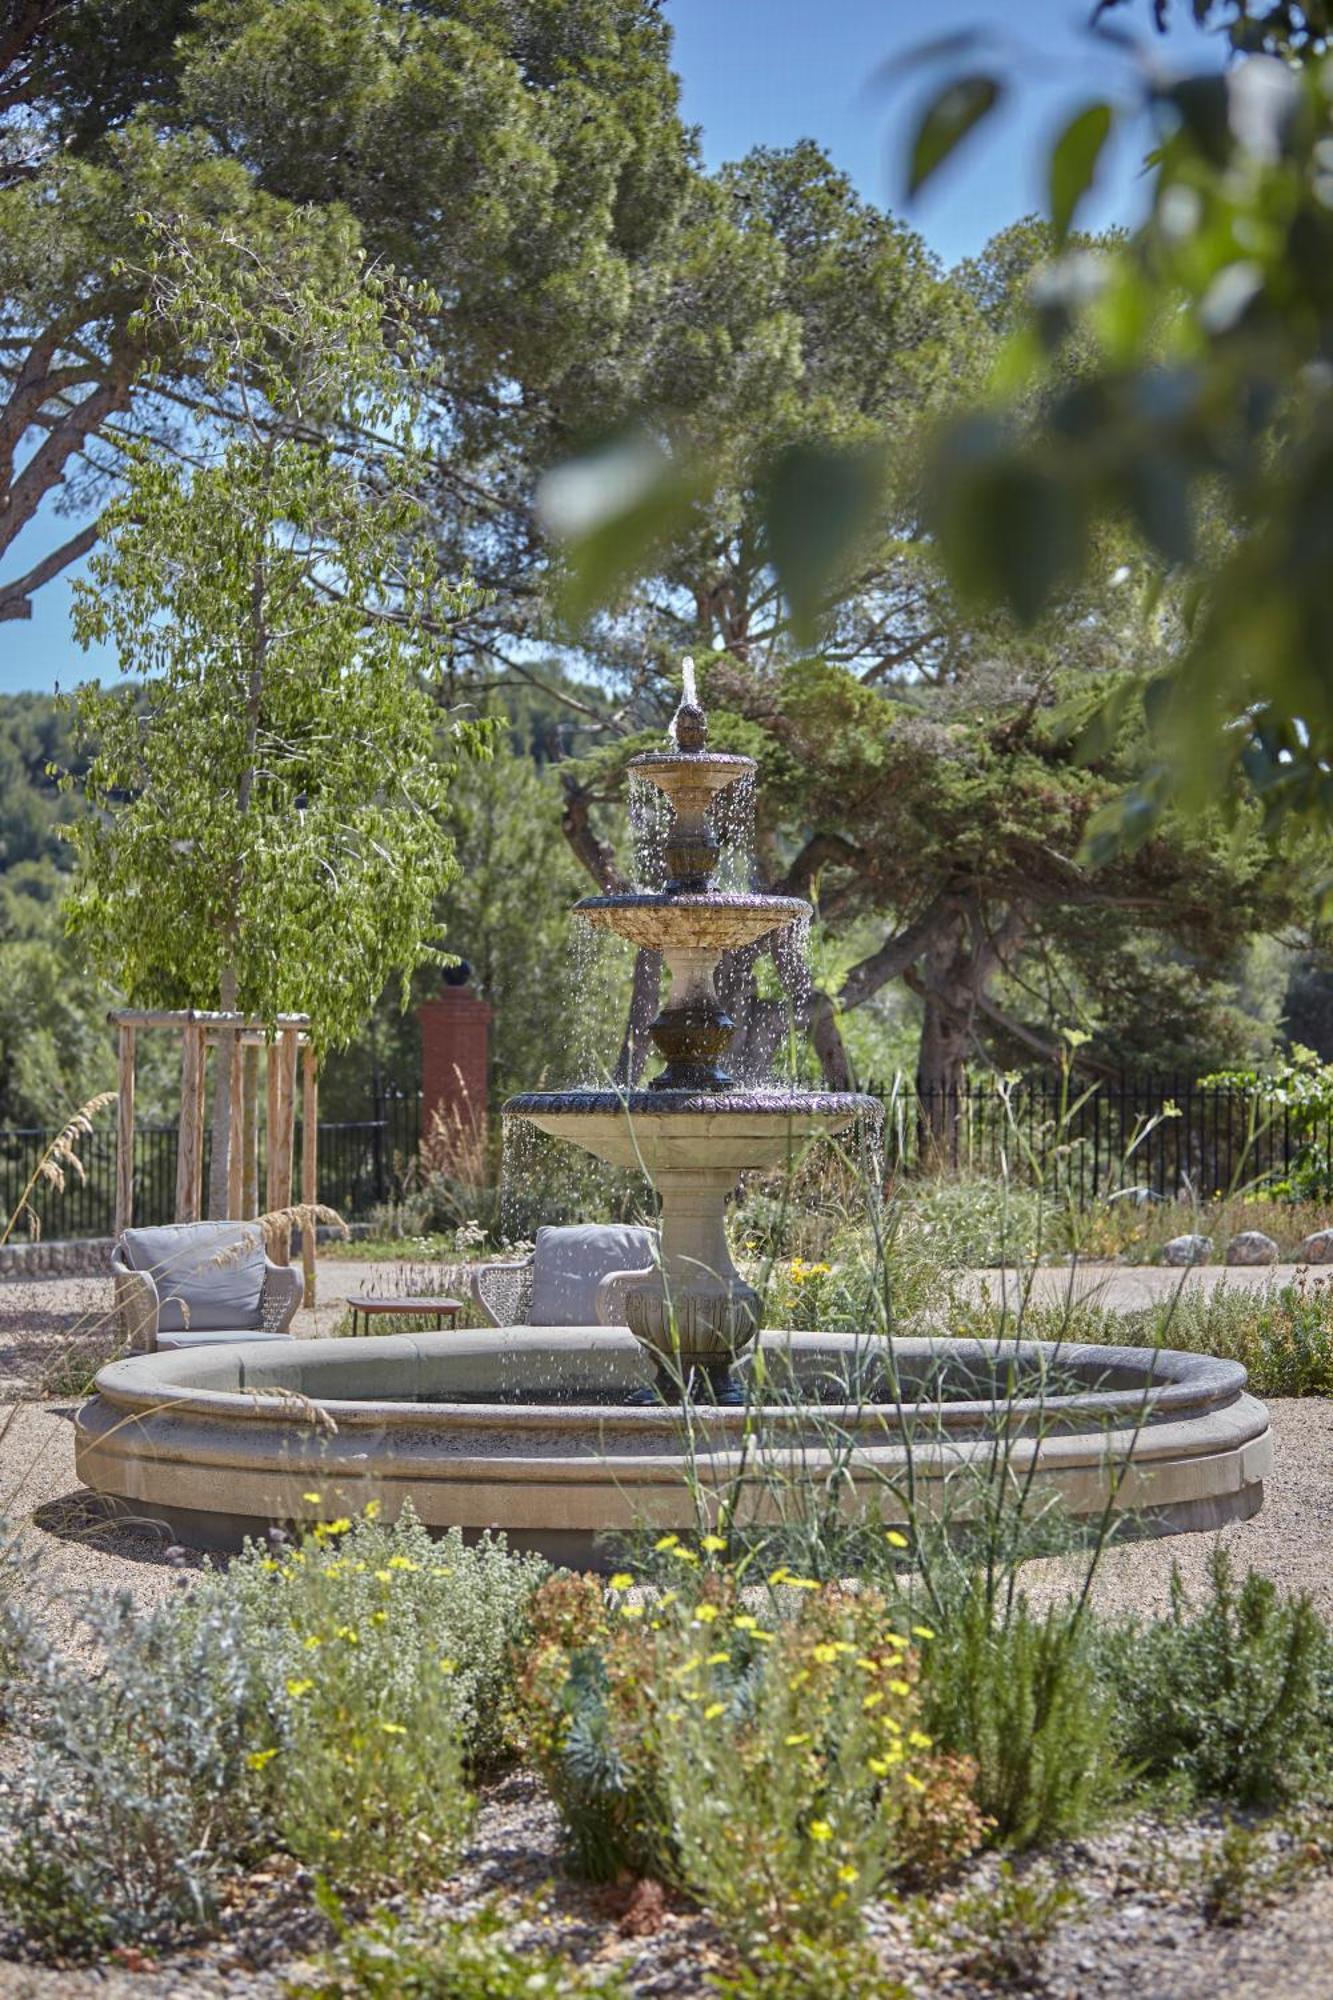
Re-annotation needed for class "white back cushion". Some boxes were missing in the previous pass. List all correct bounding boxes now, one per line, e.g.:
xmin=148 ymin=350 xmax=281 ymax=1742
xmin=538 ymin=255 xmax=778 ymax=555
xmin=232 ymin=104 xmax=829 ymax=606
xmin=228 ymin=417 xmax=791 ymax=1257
xmin=122 ymin=1222 xmax=266 ymax=1333
xmin=529 ymin=1224 xmax=657 ymax=1326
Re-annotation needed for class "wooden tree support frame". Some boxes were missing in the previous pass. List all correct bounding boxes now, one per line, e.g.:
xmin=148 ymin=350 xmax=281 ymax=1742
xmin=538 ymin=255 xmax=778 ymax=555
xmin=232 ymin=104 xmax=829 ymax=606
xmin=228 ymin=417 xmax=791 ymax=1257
xmin=109 ymin=1010 xmax=319 ymax=1302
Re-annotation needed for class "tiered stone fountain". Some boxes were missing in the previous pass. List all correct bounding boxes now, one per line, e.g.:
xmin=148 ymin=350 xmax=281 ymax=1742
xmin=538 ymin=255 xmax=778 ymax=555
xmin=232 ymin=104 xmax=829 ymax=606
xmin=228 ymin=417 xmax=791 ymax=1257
xmin=506 ymin=667 xmax=876 ymax=1401
xmin=73 ymin=668 xmax=1272 ymax=1560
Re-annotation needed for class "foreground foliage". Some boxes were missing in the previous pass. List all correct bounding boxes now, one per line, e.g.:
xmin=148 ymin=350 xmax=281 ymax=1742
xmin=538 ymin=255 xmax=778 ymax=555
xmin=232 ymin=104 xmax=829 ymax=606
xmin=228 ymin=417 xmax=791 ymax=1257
xmin=0 ymin=1512 xmax=546 ymax=1952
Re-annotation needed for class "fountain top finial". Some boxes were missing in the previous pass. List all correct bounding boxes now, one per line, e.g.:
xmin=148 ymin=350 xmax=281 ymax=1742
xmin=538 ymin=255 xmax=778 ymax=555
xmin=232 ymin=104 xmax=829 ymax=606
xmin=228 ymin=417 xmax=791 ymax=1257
xmin=671 ymin=655 xmax=707 ymax=753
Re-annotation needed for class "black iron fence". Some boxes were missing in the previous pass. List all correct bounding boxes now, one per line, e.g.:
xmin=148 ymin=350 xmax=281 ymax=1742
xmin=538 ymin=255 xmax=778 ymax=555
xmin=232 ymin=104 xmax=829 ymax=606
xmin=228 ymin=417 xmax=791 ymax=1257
xmin=0 ymin=1094 xmax=426 ymax=1241
xmin=5 ymin=1076 xmax=1331 ymax=1241
xmin=871 ymin=1074 xmax=1333 ymax=1205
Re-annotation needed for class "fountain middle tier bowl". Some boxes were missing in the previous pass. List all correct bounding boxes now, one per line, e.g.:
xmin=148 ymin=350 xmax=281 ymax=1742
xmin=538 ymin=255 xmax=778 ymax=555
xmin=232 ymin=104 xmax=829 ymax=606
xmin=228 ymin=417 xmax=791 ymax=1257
xmin=503 ymin=1088 xmax=880 ymax=1174
xmin=575 ymin=891 xmax=809 ymax=955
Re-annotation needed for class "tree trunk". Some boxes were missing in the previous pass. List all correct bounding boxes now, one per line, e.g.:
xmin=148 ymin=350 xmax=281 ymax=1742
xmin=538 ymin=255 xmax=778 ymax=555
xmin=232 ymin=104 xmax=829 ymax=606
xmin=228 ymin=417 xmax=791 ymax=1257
xmin=910 ymin=905 xmax=1025 ymax=1172
xmin=614 ymin=948 xmax=662 ymax=1086
xmin=910 ymin=919 xmax=976 ymax=1172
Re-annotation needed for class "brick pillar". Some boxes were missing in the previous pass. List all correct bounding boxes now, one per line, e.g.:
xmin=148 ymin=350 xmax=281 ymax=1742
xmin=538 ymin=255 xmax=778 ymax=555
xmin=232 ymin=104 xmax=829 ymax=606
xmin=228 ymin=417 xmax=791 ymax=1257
xmin=418 ymin=985 xmax=493 ymax=1165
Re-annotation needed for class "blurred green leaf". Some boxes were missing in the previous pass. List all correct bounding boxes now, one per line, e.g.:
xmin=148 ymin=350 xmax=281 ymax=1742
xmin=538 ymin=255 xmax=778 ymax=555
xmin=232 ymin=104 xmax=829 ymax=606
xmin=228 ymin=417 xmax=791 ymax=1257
xmin=538 ymin=438 xmax=705 ymax=629
xmin=907 ymin=74 xmax=1004 ymax=196
xmin=1123 ymin=450 xmax=1195 ymax=563
xmin=1158 ymin=73 xmax=1233 ymax=167
xmin=1049 ymin=102 xmax=1113 ymax=241
xmin=933 ymin=436 xmax=1083 ymax=625
xmin=761 ymin=443 xmax=888 ymax=647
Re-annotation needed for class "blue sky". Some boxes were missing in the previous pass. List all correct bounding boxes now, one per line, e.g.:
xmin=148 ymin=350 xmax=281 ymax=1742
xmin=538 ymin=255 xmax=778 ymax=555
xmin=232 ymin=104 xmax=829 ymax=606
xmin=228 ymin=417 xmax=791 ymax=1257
xmin=2 ymin=0 xmax=1222 ymax=698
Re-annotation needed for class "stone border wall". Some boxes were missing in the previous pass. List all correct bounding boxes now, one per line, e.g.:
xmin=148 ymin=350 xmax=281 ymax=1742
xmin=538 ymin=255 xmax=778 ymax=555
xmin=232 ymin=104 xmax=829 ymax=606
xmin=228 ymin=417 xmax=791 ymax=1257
xmin=0 ymin=1222 xmax=370 ymax=1282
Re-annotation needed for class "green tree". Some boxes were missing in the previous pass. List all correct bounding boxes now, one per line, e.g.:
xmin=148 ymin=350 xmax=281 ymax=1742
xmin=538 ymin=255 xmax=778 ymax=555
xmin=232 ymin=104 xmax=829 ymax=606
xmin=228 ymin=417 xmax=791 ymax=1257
xmin=63 ymin=213 xmax=480 ymax=1213
xmin=0 ymin=1 xmax=694 ymax=643
xmin=880 ymin=16 xmax=1333 ymax=868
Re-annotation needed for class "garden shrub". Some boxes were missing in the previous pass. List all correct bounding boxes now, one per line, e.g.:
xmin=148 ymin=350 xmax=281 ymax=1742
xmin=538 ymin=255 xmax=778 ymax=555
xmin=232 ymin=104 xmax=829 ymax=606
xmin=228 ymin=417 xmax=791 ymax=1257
xmin=1104 ymin=1548 xmax=1332 ymax=1807
xmin=657 ymin=1583 xmax=983 ymax=1954
xmin=514 ymin=1560 xmax=988 ymax=1944
xmin=0 ymin=1508 xmax=548 ymax=1953
xmin=894 ymin=1176 xmax=1048 ymax=1270
xmin=917 ymin=1587 xmax=1121 ymax=1847
xmin=963 ymin=1281 xmax=1333 ymax=1399
xmin=707 ymin=1935 xmax=908 ymax=2000
xmin=206 ymin=1505 xmax=547 ymax=1774
xmin=0 ymin=1590 xmax=267 ymax=1954
xmin=298 ymin=1894 xmax=632 ymax=1997
xmin=932 ymin=1860 xmax=1079 ymax=1986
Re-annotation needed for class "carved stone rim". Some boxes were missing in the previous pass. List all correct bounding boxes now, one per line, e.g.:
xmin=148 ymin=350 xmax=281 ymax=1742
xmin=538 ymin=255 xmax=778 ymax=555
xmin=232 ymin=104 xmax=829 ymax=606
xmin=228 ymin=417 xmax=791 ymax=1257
xmin=503 ymin=1089 xmax=883 ymax=1119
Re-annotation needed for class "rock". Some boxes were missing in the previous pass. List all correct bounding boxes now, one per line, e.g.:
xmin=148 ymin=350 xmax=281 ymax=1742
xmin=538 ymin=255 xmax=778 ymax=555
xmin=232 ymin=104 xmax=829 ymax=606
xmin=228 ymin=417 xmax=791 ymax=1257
xmin=1297 ymin=1228 xmax=1333 ymax=1264
xmin=1162 ymin=1234 xmax=1212 ymax=1267
xmin=1226 ymin=1230 xmax=1279 ymax=1267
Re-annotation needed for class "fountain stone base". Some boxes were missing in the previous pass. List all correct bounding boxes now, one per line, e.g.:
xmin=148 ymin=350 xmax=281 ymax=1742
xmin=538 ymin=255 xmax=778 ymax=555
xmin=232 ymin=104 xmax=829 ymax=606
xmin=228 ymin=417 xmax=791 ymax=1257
xmin=73 ymin=1329 xmax=1271 ymax=1565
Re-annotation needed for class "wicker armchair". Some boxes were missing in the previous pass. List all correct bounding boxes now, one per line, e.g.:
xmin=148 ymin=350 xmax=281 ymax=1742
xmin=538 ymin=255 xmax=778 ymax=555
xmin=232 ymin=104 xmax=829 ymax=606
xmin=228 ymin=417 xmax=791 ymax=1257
xmin=469 ymin=1258 xmax=534 ymax=1328
xmin=112 ymin=1222 xmax=304 ymax=1353
xmin=470 ymin=1224 xmax=659 ymax=1329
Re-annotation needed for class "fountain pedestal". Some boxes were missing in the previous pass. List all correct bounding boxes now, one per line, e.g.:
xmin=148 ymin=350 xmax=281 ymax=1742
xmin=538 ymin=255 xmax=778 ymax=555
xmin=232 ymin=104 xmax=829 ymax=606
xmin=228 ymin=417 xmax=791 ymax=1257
xmin=506 ymin=685 xmax=876 ymax=1398
xmin=618 ymin=1166 xmax=759 ymax=1395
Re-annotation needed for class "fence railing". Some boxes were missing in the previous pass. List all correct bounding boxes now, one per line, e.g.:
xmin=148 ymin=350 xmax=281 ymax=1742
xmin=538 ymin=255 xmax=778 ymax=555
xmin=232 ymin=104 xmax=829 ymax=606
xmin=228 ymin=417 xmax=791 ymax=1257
xmin=870 ymin=1074 xmax=1333 ymax=1205
xmin=4 ymin=1076 xmax=1328 ymax=1242
xmin=0 ymin=1095 xmax=425 ymax=1242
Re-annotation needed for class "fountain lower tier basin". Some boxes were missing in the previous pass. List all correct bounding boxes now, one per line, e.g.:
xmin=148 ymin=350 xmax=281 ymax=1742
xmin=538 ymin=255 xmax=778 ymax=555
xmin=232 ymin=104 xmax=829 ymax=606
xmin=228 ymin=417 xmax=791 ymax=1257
xmin=503 ymin=1089 xmax=880 ymax=1174
xmin=74 ymin=1329 xmax=1270 ymax=1565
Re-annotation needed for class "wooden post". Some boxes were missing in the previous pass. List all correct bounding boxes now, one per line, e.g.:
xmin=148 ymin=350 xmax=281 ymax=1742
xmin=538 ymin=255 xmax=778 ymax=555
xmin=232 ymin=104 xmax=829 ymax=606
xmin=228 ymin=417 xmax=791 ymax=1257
xmin=265 ymin=1039 xmax=280 ymax=1218
xmin=301 ymin=1044 xmax=318 ymax=1307
xmin=114 ymin=1024 xmax=135 ymax=1237
xmin=267 ymin=1027 xmax=298 ymax=1263
xmin=225 ymin=1031 xmax=245 ymax=1219
xmin=241 ymin=1044 xmax=260 ymax=1218
xmin=175 ymin=1024 xmax=206 ymax=1223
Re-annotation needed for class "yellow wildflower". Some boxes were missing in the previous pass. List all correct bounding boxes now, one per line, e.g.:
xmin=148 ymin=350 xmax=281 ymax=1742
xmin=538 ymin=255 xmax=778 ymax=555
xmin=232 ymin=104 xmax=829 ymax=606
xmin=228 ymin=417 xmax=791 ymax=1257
xmin=837 ymin=1865 xmax=860 ymax=1885
xmin=812 ymin=1643 xmax=838 ymax=1665
xmin=374 ymin=1569 xmax=393 ymax=1583
xmin=884 ymin=1530 xmax=909 ymax=1549
xmin=785 ymin=1732 xmax=812 ymax=1747
xmin=364 ymin=1499 xmax=381 ymax=1520
xmin=808 ymin=1819 xmax=833 ymax=1841
xmin=621 ymin=1604 xmax=645 ymax=1620
xmin=705 ymin=1650 xmax=731 ymax=1666
xmin=654 ymin=1533 xmax=680 ymax=1552
xmin=911 ymin=1625 xmax=936 ymax=1641
xmin=669 ymin=1545 xmax=699 ymax=1564
xmin=908 ymin=1730 xmax=933 ymax=1749
xmin=246 ymin=1748 xmax=278 ymax=1771
xmin=301 ymin=1492 xmax=323 ymax=1504
xmin=904 ymin=1772 xmax=927 ymax=1792
xmin=694 ymin=1604 xmax=720 ymax=1624
xmin=285 ymin=1678 xmax=314 ymax=1699
xmin=704 ymin=1701 xmax=725 ymax=1720
xmin=439 ymin=1657 xmax=457 ymax=1674
xmin=700 ymin=1534 xmax=727 ymax=1553
xmin=609 ymin=1573 xmax=635 ymax=1592
xmin=387 ymin=1555 xmax=418 ymax=1572
xmin=888 ymin=1680 xmax=911 ymax=1697
xmin=379 ymin=1721 xmax=407 ymax=1736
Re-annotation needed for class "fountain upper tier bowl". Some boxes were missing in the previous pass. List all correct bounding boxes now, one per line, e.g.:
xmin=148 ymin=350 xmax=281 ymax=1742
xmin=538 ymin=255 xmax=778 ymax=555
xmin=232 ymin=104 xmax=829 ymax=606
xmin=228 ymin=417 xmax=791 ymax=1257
xmin=576 ymin=891 xmax=808 ymax=955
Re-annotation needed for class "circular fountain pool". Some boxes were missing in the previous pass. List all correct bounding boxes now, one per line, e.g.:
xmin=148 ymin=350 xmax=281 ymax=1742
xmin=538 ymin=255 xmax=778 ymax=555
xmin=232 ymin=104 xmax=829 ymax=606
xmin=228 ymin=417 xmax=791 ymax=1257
xmin=74 ymin=1329 xmax=1271 ymax=1563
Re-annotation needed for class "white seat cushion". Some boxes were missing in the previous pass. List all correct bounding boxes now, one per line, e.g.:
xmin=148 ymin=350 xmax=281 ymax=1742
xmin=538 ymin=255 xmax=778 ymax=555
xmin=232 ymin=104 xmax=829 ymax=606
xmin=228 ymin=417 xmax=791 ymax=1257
xmin=121 ymin=1222 xmax=266 ymax=1335
xmin=529 ymin=1224 xmax=657 ymax=1327
xmin=155 ymin=1329 xmax=293 ymax=1351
